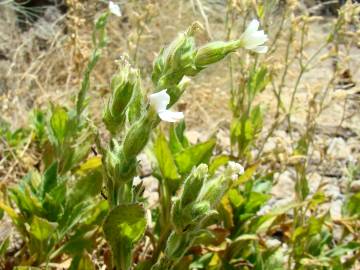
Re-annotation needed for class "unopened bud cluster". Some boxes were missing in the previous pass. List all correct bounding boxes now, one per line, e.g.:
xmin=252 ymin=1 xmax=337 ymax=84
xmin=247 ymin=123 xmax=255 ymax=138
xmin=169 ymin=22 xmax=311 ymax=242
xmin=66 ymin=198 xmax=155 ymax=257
xmin=103 ymin=61 xmax=141 ymax=134
xmin=165 ymin=162 xmax=244 ymax=260
xmin=102 ymin=20 xmax=261 ymax=207
xmin=151 ymin=20 xmax=268 ymax=103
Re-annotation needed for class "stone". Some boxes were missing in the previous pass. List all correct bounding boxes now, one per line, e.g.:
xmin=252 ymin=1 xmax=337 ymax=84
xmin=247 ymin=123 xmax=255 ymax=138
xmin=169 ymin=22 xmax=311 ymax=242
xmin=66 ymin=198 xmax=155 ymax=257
xmin=138 ymin=153 xmax=152 ymax=175
xmin=271 ymin=170 xmax=296 ymax=199
xmin=141 ymin=176 xmax=159 ymax=208
xmin=326 ymin=137 xmax=352 ymax=161
xmin=263 ymin=139 xmax=276 ymax=154
xmin=330 ymin=199 xmax=343 ymax=219
xmin=307 ymin=172 xmax=322 ymax=193
xmin=185 ymin=130 xmax=203 ymax=144
xmin=350 ymin=180 xmax=360 ymax=193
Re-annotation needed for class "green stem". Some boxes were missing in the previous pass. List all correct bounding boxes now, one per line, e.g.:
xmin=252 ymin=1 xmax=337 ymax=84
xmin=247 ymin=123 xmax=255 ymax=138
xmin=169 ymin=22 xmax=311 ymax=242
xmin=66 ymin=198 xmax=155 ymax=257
xmin=151 ymin=181 xmax=172 ymax=265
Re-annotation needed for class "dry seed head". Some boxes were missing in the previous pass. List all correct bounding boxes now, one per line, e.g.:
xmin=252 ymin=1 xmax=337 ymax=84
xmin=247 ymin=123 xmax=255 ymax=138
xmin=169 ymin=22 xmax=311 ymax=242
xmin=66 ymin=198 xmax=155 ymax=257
xmin=186 ymin=21 xmax=204 ymax=36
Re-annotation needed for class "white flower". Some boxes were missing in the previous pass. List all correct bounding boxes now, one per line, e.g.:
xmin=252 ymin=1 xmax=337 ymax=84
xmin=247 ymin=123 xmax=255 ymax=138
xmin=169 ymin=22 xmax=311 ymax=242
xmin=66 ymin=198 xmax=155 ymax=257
xmin=266 ymin=238 xmax=281 ymax=249
xmin=149 ymin=90 xmax=184 ymax=122
xmin=109 ymin=1 xmax=122 ymax=17
xmin=227 ymin=161 xmax=245 ymax=181
xmin=133 ymin=176 xmax=142 ymax=186
xmin=240 ymin=19 xmax=268 ymax=53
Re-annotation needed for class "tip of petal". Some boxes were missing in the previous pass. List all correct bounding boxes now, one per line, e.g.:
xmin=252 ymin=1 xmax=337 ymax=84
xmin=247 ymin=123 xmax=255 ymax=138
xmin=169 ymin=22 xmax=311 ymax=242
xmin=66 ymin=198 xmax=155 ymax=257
xmin=252 ymin=46 xmax=268 ymax=54
xmin=246 ymin=19 xmax=260 ymax=33
xmin=109 ymin=1 xmax=122 ymax=17
xmin=158 ymin=110 xmax=184 ymax=122
xmin=149 ymin=90 xmax=170 ymax=112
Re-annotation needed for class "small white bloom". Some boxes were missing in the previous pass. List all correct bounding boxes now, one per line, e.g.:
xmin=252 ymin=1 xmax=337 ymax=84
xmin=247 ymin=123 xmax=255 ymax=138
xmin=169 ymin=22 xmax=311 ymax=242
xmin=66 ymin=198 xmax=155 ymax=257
xmin=133 ymin=176 xmax=142 ymax=186
xmin=227 ymin=161 xmax=245 ymax=181
xmin=240 ymin=19 xmax=268 ymax=53
xmin=109 ymin=1 xmax=122 ymax=17
xmin=149 ymin=90 xmax=184 ymax=122
xmin=266 ymin=238 xmax=281 ymax=249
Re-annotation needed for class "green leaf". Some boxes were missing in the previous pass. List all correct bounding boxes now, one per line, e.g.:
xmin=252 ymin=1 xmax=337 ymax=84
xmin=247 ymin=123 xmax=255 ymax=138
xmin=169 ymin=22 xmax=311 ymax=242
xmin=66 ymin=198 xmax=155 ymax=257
xmin=29 ymin=216 xmax=58 ymax=261
xmin=154 ymin=131 xmax=180 ymax=181
xmin=31 ymin=109 xmax=46 ymax=144
xmin=295 ymin=174 xmax=309 ymax=201
xmin=67 ymin=167 xmax=103 ymax=209
xmin=62 ymin=226 xmax=98 ymax=256
xmin=169 ymin=124 xmax=185 ymax=154
xmin=0 ymin=201 xmax=19 ymax=222
xmin=247 ymin=66 xmax=269 ymax=99
xmin=9 ymin=174 xmax=44 ymax=218
xmin=175 ymin=139 xmax=216 ymax=175
xmin=250 ymin=105 xmax=263 ymax=135
xmin=230 ymin=118 xmax=241 ymax=146
xmin=42 ymin=181 xmax=67 ymax=221
xmin=127 ymin=84 xmax=144 ymax=124
xmin=325 ymin=242 xmax=360 ymax=258
xmin=0 ymin=237 xmax=10 ymax=256
xmin=343 ymin=192 xmax=360 ymax=217
xmin=69 ymin=252 xmax=96 ymax=270
xmin=30 ymin=216 xmax=58 ymax=241
xmin=172 ymin=121 xmax=190 ymax=151
xmin=208 ymin=155 xmax=229 ymax=175
xmin=228 ymin=188 xmax=245 ymax=208
xmin=41 ymin=161 xmax=58 ymax=199
xmin=103 ymin=204 xmax=147 ymax=270
xmin=189 ymin=253 xmax=213 ymax=269
xmin=244 ymin=192 xmax=270 ymax=214
xmin=50 ymin=106 xmax=69 ymax=145
xmin=244 ymin=119 xmax=254 ymax=141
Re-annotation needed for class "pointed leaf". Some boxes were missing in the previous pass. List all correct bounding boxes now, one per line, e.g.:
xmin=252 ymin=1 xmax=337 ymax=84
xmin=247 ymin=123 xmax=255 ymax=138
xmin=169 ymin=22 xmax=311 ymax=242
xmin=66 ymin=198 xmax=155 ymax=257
xmin=41 ymin=161 xmax=58 ymax=199
xmin=50 ymin=106 xmax=69 ymax=144
xmin=103 ymin=204 xmax=147 ymax=270
xmin=67 ymin=167 xmax=103 ymax=209
xmin=30 ymin=216 xmax=58 ymax=241
xmin=69 ymin=252 xmax=96 ymax=270
xmin=154 ymin=132 xmax=180 ymax=181
xmin=175 ymin=139 xmax=216 ymax=175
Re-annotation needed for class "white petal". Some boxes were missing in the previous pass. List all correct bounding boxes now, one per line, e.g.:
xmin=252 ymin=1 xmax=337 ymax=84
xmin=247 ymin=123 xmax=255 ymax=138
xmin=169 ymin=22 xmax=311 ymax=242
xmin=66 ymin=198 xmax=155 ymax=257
xmin=158 ymin=110 xmax=184 ymax=122
xmin=227 ymin=161 xmax=245 ymax=181
xmin=243 ymin=32 xmax=268 ymax=49
xmin=133 ymin=176 xmax=142 ymax=186
xmin=109 ymin=1 xmax=122 ymax=17
xmin=149 ymin=90 xmax=170 ymax=112
xmin=244 ymin=19 xmax=260 ymax=35
xmin=241 ymin=19 xmax=268 ymax=50
xmin=228 ymin=161 xmax=245 ymax=175
xmin=252 ymin=45 xmax=268 ymax=53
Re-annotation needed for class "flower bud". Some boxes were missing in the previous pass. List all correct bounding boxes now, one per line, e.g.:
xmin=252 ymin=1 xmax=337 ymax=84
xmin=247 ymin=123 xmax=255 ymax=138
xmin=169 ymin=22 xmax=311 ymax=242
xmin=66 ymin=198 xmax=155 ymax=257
xmin=171 ymin=199 xmax=184 ymax=232
xmin=103 ymin=62 xmax=140 ymax=134
xmin=198 ymin=176 xmax=229 ymax=208
xmin=165 ymin=231 xmax=189 ymax=259
xmin=152 ymin=24 xmax=198 ymax=90
xmin=105 ymin=147 xmax=137 ymax=183
xmin=176 ymin=201 xmax=206 ymax=231
xmin=122 ymin=112 xmax=155 ymax=159
xmin=194 ymin=40 xmax=241 ymax=69
xmin=151 ymin=48 xmax=165 ymax=85
xmin=180 ymin=164 xmax=208 ymax=207
xmin=127 ymin=83 xmax=144 ymax=124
